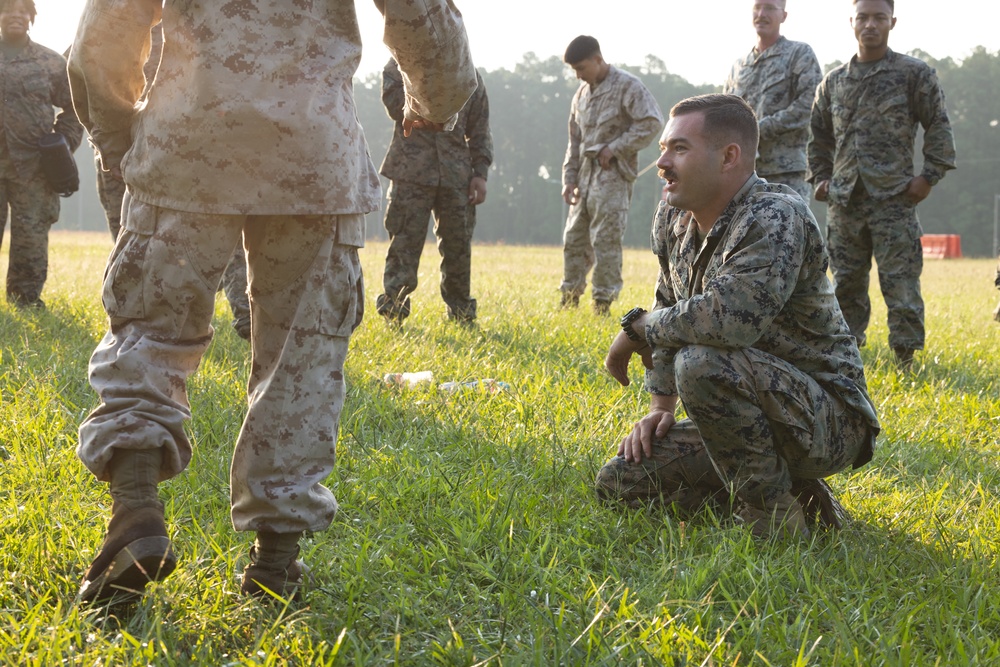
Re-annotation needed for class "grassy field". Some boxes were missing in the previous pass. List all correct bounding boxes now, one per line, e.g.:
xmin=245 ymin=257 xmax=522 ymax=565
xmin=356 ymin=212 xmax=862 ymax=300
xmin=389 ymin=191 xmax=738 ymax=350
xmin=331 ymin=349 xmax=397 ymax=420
xmin=1 ymin=231 xmax=999 ymax=665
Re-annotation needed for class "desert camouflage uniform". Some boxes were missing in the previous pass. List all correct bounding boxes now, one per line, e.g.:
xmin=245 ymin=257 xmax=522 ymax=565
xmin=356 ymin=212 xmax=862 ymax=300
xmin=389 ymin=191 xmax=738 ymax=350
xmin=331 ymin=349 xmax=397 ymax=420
xmin=561 ymin=66 xmax=663 ymax=305
xmin=0 ymin=38 xmax=84 ymax=308
xmin=724 ymin=36 xmax=821 ymax=202
xmin=70 ymin=0 xmax=476 ymax=534
xmin=808 ymin=49 xmax=956 ymax=350
xmin=596 ymin=176 xmax=879 ymax=512
xmin=376 ymin=58 xmax=492 ymax=323
xmin=94 ymin=22 xmax=161 ymax=241
xmin=90 ymin=23 xmax=250 ymax=338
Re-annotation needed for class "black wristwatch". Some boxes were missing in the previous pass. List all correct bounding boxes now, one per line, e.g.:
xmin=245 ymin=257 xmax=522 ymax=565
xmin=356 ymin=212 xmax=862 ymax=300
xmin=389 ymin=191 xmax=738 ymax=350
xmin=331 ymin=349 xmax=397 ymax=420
xmin=620 ymin=307 xmax=647 ymax=342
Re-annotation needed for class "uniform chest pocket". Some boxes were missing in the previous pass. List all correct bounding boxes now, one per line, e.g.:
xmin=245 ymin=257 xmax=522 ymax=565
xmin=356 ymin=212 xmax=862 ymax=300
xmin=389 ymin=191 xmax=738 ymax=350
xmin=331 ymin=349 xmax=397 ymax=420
xmin=876 ymin=94 xmax=912 ymax=124
xmin=596 ymin=105 xmax=619 ymax=125
xmin=18 ymin=74 xmax=51 ymax=104
xmin=758 ymin=71 xmax=789 ymax=95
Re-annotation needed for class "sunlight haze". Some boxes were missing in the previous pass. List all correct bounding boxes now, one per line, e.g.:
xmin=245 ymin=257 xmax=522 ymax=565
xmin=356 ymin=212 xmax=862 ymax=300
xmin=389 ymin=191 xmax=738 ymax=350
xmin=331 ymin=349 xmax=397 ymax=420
xmin=30 ymin=1 xmax=1000 ymax=86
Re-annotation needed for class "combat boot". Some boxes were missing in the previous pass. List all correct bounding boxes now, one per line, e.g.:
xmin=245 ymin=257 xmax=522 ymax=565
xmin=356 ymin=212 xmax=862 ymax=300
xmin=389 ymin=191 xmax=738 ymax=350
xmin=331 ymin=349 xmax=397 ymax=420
xmin=241 ymin=531 xmax=310 ymax=601
xmin=79 ymin=448 xmax=175 ymax=604
xmin=790 ymin=478 xmax=850 ymax=530
xmin=592 ymin=299 xmax=611 ymax=316
xmin=559 ymin=292 xmax=580 ymax=309
xmin=892 ymin=347 xmax=915 ymax=370
xmin=79 ymin=503 xmax=175 ymax=603
xmin=376 ymin=293 xmax=411 ymax=326
xmin=736 ymin=491 xmax=810 ymax=539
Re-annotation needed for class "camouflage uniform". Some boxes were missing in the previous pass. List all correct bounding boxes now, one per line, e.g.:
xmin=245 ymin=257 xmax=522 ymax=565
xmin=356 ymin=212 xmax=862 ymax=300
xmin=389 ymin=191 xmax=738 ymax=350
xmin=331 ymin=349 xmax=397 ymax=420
xmin=89 ymin=23 xmax=250 ymax=338
xmin=0 ymin=38 xmax=83 ymax=308
xmin=376 ymin=58 xmax=492 ymax=323
xmin=70 ymin=0 xmax=477 ymax=535
xmin=808 ymin=49 xmax=956 ymax=350
xmin=724 ymin=36 xmax=822 ymax=202
xmin=596 ymin=177 xmax=880 ymax=513
xmin=561 ymin=66 xmax=663 ymax=305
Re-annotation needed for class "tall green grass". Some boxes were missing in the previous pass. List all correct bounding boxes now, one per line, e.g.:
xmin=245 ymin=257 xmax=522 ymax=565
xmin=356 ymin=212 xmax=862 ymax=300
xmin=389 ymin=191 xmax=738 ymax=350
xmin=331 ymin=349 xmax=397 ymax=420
xmin=1 ymin=231 xmax=998 ymax=665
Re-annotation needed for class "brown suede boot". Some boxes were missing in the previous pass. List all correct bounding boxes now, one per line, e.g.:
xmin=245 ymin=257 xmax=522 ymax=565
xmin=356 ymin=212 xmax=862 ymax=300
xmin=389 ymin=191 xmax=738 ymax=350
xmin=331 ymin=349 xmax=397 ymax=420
xmin=791 ymin=478 xmax=850 ymax=530
xmin=79 ymin=449 xmax=175 ymax=604
xmin=736 ymin=491 xmax=810 ymax=539
xmin=241 ymin=531 xmax=309 ymax=600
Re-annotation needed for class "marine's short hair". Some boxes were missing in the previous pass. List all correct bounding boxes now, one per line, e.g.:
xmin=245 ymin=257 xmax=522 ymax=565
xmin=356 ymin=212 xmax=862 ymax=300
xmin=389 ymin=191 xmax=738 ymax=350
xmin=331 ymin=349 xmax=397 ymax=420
xmin=853 ymin=0 xmax=893 ymax=11
xmin=0 ymin=0 xmax=36 ymax=22
xmin=670 ymin=94 xmax=760 ymax=158
xmin=564 ymin=35 xmax=601 ymax=65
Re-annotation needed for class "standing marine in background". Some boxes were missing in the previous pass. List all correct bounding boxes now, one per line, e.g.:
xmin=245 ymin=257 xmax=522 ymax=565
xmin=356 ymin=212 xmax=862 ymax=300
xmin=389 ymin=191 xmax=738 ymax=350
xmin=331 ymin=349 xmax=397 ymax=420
xmin=0 ymin=0 xmax=83 ymax=309
xmin=559 ymin=35 xmax=663 ymax=315
xmin=808 ymin=0 xmax=956 ymax=368
xmin=375 ymin=57 xmax=493 ymax=326
xmin=724 ymin=0 xmax=821 ymax=202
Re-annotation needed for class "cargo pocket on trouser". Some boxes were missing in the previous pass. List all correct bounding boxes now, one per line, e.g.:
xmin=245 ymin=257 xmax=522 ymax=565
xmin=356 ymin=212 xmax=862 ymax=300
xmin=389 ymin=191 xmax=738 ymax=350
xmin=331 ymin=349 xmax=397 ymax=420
xmin=316 ymin=243 xmax=364 ymax=338
xmin=249 ymin=215 xmax=364 ymax=338
xmin=102 ymin=195 xmax=158 ymax=321
xmin=767 ymin=382 xmax=850 ymax=478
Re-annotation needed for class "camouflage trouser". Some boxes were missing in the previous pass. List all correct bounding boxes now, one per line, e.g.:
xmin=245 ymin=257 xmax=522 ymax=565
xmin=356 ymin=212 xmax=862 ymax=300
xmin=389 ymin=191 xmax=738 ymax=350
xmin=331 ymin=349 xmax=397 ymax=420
xmin=220 ymin=243 xmax=251 ymax=338
xmin=761 ymin=171 xmax=811 ymax=203
xmin=596 ymin=345 xmax=871 ymax=511
xmin=378 ymin=180 xmax=477 ymax=321
xmin=97 ymin=151 xmax=250 ymax=337
xmin=95 ymin=152 xmax=126 ymax=240
xmin=78 ymin=195 xmax=365 ymax=534
xmin=827 ymin=186 xmax=924 ymax=350
xmin=560 ymin=168 xmax=631 ymax=304
xmin=0 ymin=162 xmax=60 ymax=307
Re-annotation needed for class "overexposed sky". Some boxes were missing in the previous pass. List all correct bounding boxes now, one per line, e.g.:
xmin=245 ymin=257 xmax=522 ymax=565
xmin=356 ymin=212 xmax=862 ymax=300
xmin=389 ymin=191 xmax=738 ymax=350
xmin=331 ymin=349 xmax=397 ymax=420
xmin=30 ymin=1 xmax=1000 ymax=86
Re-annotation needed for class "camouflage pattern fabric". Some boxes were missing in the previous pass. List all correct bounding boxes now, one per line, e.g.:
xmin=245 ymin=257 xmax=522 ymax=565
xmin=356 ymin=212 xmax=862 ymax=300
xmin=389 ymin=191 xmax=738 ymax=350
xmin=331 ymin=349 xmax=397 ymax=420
xmin=95 ymin=153 xmax=126 ymax=239
xmin=99 ymin=151 xmax=251 ymax=338
xmin=724 ymin=36 xmax=822 ymax=190
xmin=561 ymin=175 xmax=629 ymax=303
xmin=561 ymin=66 xmax=663 ymax=303
xmin=93 ymin=23 xmax=162 ymax=240
xmin=597 ymin=347 xmax=872 ymax=509
xmin=71 ymin=0 xmax=476 ymax=534
xmin=808 ymin=49 xmax=955 ymax=350
xmin=68 ymin=1 xmax=478 ymax=216
xmin=807 ymin=49 xmax=956 ymax=206
xmin=598 ymin=176 xmax=879 ymax=510
xmin=78 ymin=201 xmax=364 ymax=533
xmin=378 ymin=180 xmax=477 ymax=322
xmin=0 ymin=158 xmax=60 ymax=306
xmin=761 ymin=171 xmax=810 ymax=203
xmin=827 ymin=185 xmax=924 ymax=350
xmin=0 ymin=38 xmax=84 ymax=307
xmin=377 ymin=58 xmax=491 ymax=322
xmin=379 ymin=59 xmax=492 ymax=190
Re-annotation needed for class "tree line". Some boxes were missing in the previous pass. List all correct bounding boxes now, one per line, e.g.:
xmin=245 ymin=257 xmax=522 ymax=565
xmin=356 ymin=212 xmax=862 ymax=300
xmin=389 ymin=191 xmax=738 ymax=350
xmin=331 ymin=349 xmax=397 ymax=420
xmin=65 ymin=48 xmax=1000 ymax=257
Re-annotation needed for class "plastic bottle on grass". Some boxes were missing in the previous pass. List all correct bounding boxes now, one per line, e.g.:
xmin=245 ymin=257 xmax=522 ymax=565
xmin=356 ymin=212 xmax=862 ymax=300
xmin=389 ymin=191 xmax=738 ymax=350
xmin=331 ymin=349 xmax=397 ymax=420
xmin=383 ymin=370 xmax=434 ymax=387
xmin=438 ymin=378 xmax=510 ymax=394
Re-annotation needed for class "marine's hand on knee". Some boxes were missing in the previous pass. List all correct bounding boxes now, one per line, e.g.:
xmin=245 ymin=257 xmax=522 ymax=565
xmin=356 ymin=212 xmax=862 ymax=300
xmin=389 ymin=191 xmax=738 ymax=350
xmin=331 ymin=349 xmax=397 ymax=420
xmin=621 ymin=409 xmax=675 ymax=463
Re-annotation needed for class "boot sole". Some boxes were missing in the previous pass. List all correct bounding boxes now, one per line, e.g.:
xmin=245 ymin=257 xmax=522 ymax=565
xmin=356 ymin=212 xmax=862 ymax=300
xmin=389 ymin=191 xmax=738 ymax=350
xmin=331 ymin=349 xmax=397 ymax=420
xmin=79 ymin=536 xmax=177 ymax=604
